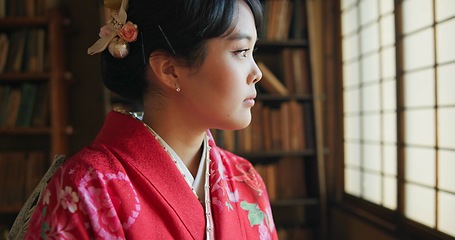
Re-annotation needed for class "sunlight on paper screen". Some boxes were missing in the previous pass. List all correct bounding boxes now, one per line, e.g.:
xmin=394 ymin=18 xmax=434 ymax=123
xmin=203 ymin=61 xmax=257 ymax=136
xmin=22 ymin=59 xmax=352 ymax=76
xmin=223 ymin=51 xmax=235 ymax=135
xmin=403 ymin=28 xmax=434 ymax=71
xmin=438 ymin=192 xmax=455 ymax=237
xmin=402 ymin=0 xmax=433 ymax=34
xmin=344 ymin=142 xmax=361 ymax=167
xmin=344 ymin=115 xmax=360 ymax=140
xmin=383 ymin=112 xmax=397 ymax=143
xmin=404 ymin=69 xmax=435 ymax=108
xmin=362 ymin=84 xmax=380 ymax=112
xmin=363 ymin=172 xmax=381 ymax=204
xmin=363 ymin=144 xmax=381 ymax=172
xmin=439 ymin=150 xmax=455 ymax=193
xmin=381 ymin=47 xmax=396 ymax=78
xmin=405 ymin=184 xmax=435 ymax=227
xmin=383 ymin=177 xmax=397 ymax=210
xmin=436 ymin=18 xmax=455 ymax=64
xmin=405 ymin=147 xmax=435 ymax=187
xmin=438 ymin=108 xmax=455 ymax=149
xmin=436 ymin=0 xmax=455 ymax=22
xmin=405 ymin=109 xmax=435 ymax=147
xmin=438 ymin=63 xmax=455 ymax=105
xmin=343 ymin=61 xmax=360 ymax=87
xmin=345 ymin=168 xmax=361 ymax=196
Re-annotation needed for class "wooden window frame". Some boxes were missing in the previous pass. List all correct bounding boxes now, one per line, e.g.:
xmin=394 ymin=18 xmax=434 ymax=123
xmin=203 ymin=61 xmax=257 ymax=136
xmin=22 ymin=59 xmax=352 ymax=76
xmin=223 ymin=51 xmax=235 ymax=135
xmin=324 ymin=0 xmax=455 ymax=239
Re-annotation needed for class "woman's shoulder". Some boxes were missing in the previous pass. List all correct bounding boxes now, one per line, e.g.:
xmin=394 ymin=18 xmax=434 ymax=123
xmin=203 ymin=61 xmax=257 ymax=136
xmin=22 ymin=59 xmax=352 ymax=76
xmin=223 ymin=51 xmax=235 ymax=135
xmin=52 ymin=143 xmax=124 ymax=185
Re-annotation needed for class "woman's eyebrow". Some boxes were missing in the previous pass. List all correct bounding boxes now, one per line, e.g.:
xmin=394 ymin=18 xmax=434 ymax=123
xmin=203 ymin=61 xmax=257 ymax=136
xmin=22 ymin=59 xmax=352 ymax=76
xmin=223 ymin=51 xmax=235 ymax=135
xmin=226 ymin=32 xmax=254 ymax=42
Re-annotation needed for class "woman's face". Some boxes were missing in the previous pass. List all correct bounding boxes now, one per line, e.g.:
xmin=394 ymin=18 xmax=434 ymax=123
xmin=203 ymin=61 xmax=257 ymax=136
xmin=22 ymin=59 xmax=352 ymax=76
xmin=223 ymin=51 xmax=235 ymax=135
xmin=177 ymin=1 xmax=262 ymax=131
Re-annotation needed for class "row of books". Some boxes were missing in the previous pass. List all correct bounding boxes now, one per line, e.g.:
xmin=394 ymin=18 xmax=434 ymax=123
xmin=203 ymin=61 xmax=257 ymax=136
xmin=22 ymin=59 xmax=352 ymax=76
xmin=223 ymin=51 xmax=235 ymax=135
xmin=255 ymin=157 xmax=307 ymax=201
xmin=0 ymin=0 xmax=58 ymax=17
xmin=0 ymin=151 xmax=47 ymax=206
xmin=212 ymin=100 xmax=313 ymax=153
xmin=262 ymin=0 xmax=294 ymax=41
xmin=257 ymin=48 xmax=311 ymax=95
xmin=0 ymin=83 xmax=49 ymax=128
xmin=0 ymin=29 xmax=48 ymax=73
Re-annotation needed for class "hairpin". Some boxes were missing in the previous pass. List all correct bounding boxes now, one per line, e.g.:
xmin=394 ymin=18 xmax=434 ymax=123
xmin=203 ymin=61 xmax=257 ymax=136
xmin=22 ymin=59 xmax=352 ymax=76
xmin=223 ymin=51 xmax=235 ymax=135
xmin=87 ymin=0 xmax=138 ymax=58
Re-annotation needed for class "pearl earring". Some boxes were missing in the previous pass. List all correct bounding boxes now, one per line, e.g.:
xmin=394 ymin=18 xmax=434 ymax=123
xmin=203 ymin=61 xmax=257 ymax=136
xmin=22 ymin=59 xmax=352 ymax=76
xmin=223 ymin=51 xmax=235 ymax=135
xmin=175 ymin=83 xmax=181 ymax=92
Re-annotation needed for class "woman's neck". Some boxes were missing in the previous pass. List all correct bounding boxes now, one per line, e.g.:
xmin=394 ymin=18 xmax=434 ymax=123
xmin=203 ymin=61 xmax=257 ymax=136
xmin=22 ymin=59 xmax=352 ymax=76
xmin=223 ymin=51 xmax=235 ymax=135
xmin=141 ymin=107 xmax=206 ymax=177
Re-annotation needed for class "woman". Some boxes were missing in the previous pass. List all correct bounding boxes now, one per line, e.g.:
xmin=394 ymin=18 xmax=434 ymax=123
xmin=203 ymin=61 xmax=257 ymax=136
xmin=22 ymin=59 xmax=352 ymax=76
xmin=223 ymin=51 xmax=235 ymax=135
xmin=22 ymin=0 xmax=277 ymax=239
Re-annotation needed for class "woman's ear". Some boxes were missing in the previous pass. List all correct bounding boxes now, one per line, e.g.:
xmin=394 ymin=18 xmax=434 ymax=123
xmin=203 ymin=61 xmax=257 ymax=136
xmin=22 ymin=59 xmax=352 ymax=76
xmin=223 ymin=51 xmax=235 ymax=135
xmin=148 ymin=51 xmax=179 ymax=91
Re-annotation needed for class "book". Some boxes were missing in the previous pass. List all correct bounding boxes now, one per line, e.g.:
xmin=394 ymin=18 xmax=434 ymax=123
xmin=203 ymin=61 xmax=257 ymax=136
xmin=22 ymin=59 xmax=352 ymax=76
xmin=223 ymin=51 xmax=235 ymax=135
xmin=281 ymin=48 xmax=295 ymax=93
xmin=0 ymin=86 xmax=11 ymax=126
xmin=0 ymin=34 xmax=9 ymax=73
xmin=265 ymin=163 xmax=277 ymax=200
xmin=31 ymin=83 xmax=50 ymax=127
xmin=3 ymin=88 xmax=21 ymax=127
xmin=270 ymin=108 xmax=282 ymax=150
xmin=257 ymin=62 xmax=288 ymax=96
xmin=292 ymin=49 xmax=311 ymax=94
xmin=265 ymin=0 xmax=293 ymax=41
xmin=261 ymin=106 xmax=272 ymax=151
xmin=289 ymin=100 xmax=305 ymax=150
xmin=280 ymin=102 xmax=291 ymax=151
xmin=16 ymin=83 xmax=38 ymax=127
xmin=11 ymin=30 xmax=28 ymax=72
xmin=251 ymin=101 xmax=263 ymax=151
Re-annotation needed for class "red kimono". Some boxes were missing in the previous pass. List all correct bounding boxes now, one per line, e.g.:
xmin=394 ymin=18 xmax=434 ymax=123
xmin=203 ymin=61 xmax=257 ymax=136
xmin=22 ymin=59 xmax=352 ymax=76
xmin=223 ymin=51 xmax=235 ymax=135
xmin=24 ymin=111 xmax=278 ymax=239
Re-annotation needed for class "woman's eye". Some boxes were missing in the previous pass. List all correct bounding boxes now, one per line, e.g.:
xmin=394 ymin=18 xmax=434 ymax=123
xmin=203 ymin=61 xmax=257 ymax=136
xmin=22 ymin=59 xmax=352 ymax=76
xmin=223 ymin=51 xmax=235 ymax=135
xmin=234 ymin=49 xmax=249 ymax=57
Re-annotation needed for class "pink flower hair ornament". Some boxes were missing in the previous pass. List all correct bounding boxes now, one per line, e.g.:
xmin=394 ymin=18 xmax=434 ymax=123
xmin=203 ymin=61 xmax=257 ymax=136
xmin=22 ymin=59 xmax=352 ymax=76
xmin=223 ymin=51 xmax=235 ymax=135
xmin=87 ymin=0 xmax=138 ymax=58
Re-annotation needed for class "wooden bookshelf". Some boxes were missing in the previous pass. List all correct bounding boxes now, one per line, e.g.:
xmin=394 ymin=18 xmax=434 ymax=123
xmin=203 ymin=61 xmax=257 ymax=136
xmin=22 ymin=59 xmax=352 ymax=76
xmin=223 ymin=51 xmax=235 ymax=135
xmin=0 ymin=8 xmax=71 ymax=234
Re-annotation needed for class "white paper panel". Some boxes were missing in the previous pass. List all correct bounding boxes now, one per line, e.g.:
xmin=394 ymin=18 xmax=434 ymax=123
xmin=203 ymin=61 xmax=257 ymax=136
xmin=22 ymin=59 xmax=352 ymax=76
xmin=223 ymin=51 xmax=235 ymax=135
xmin=403 ymin=28 xmax=434 ymax=71
xmin=438 ymin=108 xmax=455 ymax=149
xmin=363 ymin=172 xmax=381 ymax=204
xmin=345 ymin=142 xmax=361 ymax=167
xmin=383 ymin=112 xmax=397 ymax=143
xmin=405 ymin=183 xmax=435 ymax=227
xmin=383 ymin=144 xmax=397 ymax=175
xmin=438 ymin=191 xmax=455 ymax=237
xmin=361 ymin=53 xmax=380 ymax=83
xmin=439 ymin=150 xmax=455 ymax=193
xmin=344 ymin=88 xmax=360 ymax=113
xmin=363 ymin=143 xmax=381 ymax=172
xmin=345 ymin=168 xmax=361 ymax=196
xmin=405 ymin=147 xmax=435 ymax=187
xmin=436 ymin=18 xmax=455 ymax=64
xmin=383 ymin=176 xmax=397 ymax=210
xmin=381 ymin=46 xmax=396 ymax=78
xmin=402 ymin=0 xmax=433 ymax=34
xmin=380 ymin=0 xmax=394 ymax=15
xmin=382 ymin=79 xmax=396 ymax=111
xmin=405 ymin=109 xmax=435 ymax=147
xmin=341 ymin=0 xmax=357 ymax=11
xmin=344 ymin=115 xmax=361 ymax=140
xmin=438 ymin=63 xmax=455 ymax=105
xmin=361 ymin=23 xmax=379 ymax=54
xmin=404 ymin=68 xmax=435 ymax=108
xmin=362 ymin=83 xmax=380 ymax=112
xmin=380 ymin=14 xmax=395 ymax=47
xmin=436 ymin=0 xmax=455 ymax=22
xmin=343 ymin=34 xmax=360 ymax=62
xmin=360 ymin=0 xmax=379 ymax=25
xmin=343 ymin=61 xmax=360 ymax=87
xmin=342 ymin=7 xmax=359 ymax=36
xmin=362 ymin=114 xmax=381 ymax=141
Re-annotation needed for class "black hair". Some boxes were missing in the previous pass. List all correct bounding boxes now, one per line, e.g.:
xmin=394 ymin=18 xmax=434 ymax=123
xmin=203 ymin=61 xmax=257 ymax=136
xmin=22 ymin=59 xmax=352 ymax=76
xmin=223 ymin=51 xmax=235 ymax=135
xmin=100 ymin=0 xmax=263 ymax=101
